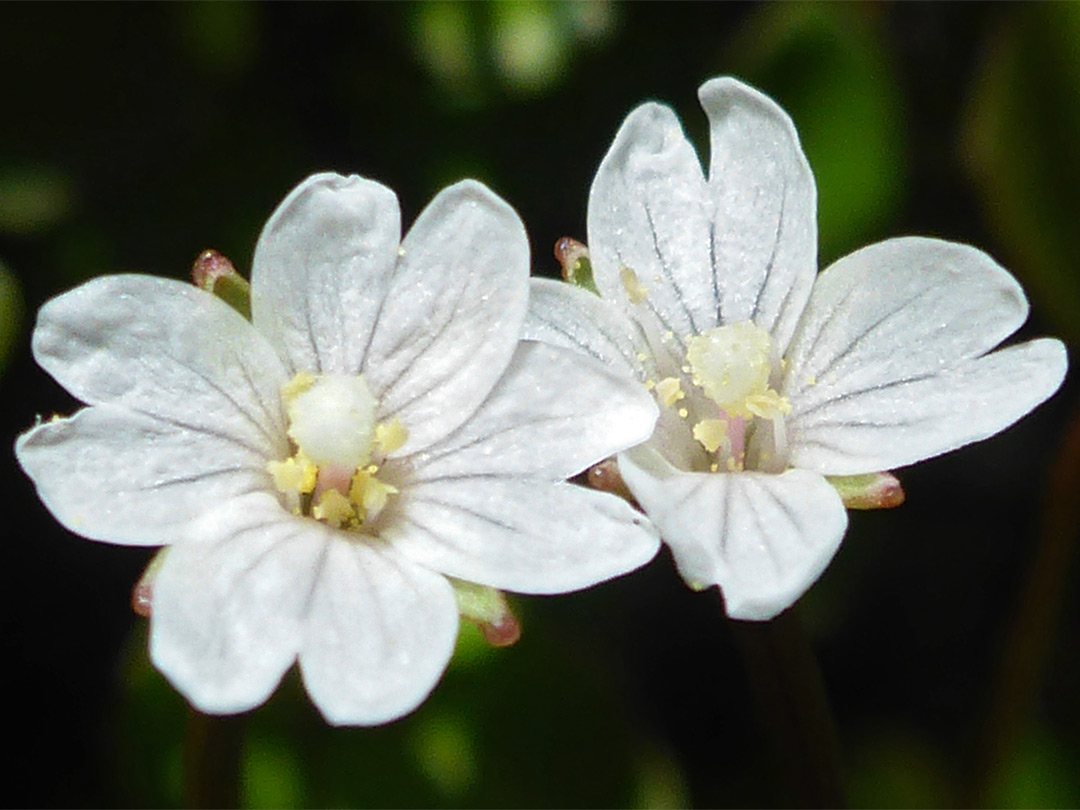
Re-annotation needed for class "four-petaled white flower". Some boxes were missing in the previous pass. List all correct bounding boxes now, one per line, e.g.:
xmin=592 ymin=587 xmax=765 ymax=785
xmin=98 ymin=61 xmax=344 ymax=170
xmin=16 ymin=174 xmax=660 ymax=725
xmin=525 ymin=77 xmax=1068 ymax=620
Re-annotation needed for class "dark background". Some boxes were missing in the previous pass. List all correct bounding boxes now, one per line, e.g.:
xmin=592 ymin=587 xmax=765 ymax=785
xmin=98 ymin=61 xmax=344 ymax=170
xmin=2 ymin=3 xmax=1079 ymax=807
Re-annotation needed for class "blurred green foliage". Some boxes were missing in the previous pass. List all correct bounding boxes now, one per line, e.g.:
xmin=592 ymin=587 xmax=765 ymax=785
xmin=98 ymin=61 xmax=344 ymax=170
xmin=729 ymin=4 xmax=906 ymax=266
xmin=113 ymin=614 xmax=688 ymax=808
xmin=962 ymin=2 xmax=1080 ymax=344
xmin=0 ymin=261 xmax=24 ymax=375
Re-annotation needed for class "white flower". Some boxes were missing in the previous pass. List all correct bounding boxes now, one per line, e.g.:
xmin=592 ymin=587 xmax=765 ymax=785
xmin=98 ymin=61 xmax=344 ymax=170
xmin=16 ymin=173 xmax=660 ymax=725
xmin=525 ymin=77 xmax=1068 ymax=621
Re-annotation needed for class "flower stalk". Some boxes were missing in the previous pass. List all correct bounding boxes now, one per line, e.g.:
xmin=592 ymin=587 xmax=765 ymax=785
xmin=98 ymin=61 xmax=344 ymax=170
xmin=183 ymin=708 xmax=245 ymax=809
xmin=728 ymin=607 xmax=845 ymax=808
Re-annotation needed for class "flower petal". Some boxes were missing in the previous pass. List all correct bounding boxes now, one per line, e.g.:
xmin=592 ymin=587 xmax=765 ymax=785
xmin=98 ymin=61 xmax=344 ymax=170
xmin=698 ymin=77 xmax=818 ymax=352
xmin=26 ymin=273 xmax=288 ymax=454
xmin=521 ymin=281 xmax=704 ymax=472
xmin=410 ymin=340 xmax=658 ymax=481
xmin=298 ymin=540 xmax=458 ymax=726
xmin=619 ymin=447 xmax=847 ymax=621
xmin=587 ymin=101 xmax=715 ymax=342
xmin=788 ymin=338 xmax=1067 ymax=475
xmin=783 ymin=237 xmax=1068 ymax=474
xmin=250 ymin=173 xmax=402 ymax=376
xmin=522 ymin=278 xmax=648 ymax=380
xmin=149 ymin=493 xmax=326 ymax=715
xmin=363 ymin=180 xmax=530 ymax=453
xmin=386 ymin=479 xmax=660 ymax=594
xmin=16 ymin=404 xmax=268 ymax=546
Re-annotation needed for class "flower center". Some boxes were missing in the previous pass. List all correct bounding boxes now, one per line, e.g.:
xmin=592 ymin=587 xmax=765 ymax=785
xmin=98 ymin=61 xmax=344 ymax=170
xmin=651 ymin=322 xmax=791 ymax=472
xmin=267 ymin=372 xmax=408 ymax=530
xmin=686 ymin=322 xmax=774 ymax=417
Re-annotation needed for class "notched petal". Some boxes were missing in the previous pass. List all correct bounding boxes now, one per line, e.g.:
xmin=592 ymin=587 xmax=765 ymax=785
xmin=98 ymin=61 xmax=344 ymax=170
xmin=698 ymin=77 xmax=817 ymax=352
xmin=251 ymin=172 xmax=402 ymax=376
xmin=619 ymin=447 xmax=847 ymax=621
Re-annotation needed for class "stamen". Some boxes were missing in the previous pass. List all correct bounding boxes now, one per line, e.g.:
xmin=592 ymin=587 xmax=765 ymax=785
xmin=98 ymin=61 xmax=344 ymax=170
xmin=620 ymin=265 xmax=648 ymax=304
xmin=655 ymin=377 xmax=685 ymax=409
xmin=692 ymin=419 xmax=729 ymax=454
xmin=374 ymin=418 xmax=409 ymax=456
xmin=744 ymin=389 xmax=792 ymax=420
xmin=267 ymin=453 xmax=317 ymax=496
xmin=270 ymin=372 xmax=403 ymax=530
xmin=313 ymin=490 xmax=356 ymax=529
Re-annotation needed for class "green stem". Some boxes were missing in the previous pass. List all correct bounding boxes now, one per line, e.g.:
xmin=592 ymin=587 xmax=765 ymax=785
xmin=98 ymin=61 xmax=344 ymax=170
xmin=728 ymin=606 xmax=846 ymax=808
xmin=184 ymin=708 xmax=245 ymax=809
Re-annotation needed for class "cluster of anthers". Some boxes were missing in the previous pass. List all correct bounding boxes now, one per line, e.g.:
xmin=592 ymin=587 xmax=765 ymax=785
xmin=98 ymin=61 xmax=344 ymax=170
xmin=268 ymin=372 xmax=408 ymax=530
xmin=624 ymin=266 xmax=792 ymax=476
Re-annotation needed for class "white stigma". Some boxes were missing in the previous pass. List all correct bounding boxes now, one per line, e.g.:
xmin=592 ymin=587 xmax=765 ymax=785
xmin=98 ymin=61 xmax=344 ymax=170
xmin=285 ymin=373 xmax=377 ymax=470
xmin=686 ymin=322 xmax=774 ymax=416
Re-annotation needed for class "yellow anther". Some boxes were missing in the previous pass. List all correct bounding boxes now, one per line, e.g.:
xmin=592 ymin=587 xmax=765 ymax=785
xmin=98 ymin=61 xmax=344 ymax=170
xmin=686 ymin=322 xmax=776 ymax=418
xmin=267 ymin=453 xmax=317 ymax=496
xmin=350 ymin=469 xmax=399 ymax=523
xmin=655 ymin=377 xmax=685 ymax=408
xmin=710 ymin=462 xmax=719 ymax=472
xmin=313 ymin=489 xmax=356 ymax=529
xmin=745 ymin=390 xmax=792 ymax=420
xmin=678 ymin=407 xmax=689 ymax=419
xmin=692 ymin=419 xmax=729 ymax=454
xmin=280 ymin=371 xmax=316 ymax=404
xmin=636 ymin=352 xmax=648 ymax=362
xmin=375 ymin=418 xmax=409 ymax=456
xmin=645 ymin=379 xmax=656 ymax=390
xmin=620 ymin=265 xmax=648 ymax=304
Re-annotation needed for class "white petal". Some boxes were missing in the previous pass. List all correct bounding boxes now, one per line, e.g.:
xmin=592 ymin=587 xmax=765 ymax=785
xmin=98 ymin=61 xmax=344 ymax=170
xmin=587 ymin=102 xmax=715 ymax=342
xmin=299 ymin=540 xmax=458 ymax=726
xmin=788 ymin=338 xmax=1067 ymax=474
xmin=27 ymin=274 xmax=288 ymax=452
xmin=250 ymin=173 xmax=402 ymax=376
xmin=783 ymin=237 xmax=1067 ymax=473
xmin=15 ymin=404 xmax=268 ymax=546
xmin=149 ymin=493 xmax=326 ymax=714
xmin=386 ymin=479 xmax=660 ymax=594
xmin=522 ymin=278 xmax=648 ymax=379
xmin=363 ymin=180 xmax=530 ymax=453
xmin=410 ymin=341 xmax=658 ymax=481
xmin=698 ymin=77 xmax=818 ymax=352
xmin=619 ymin=447 xmax=847 ymax=621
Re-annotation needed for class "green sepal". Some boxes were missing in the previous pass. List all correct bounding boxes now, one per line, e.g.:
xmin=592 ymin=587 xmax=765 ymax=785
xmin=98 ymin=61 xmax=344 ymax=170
xmin=826 ymin=471 xmax=905 ymax=510
xmin=554 ymin=237 xmax=599 ymax=295
xmin=450 ymin=578 xmax=521 ymax=647
xmin=131 ymin=547 xmax=170 ymax=617
xmin=191 ymin=249 xmax=251 ymax=320
xmin=211 ymin=271 xmax=251 ymax=321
